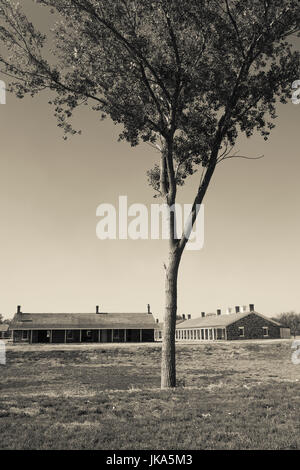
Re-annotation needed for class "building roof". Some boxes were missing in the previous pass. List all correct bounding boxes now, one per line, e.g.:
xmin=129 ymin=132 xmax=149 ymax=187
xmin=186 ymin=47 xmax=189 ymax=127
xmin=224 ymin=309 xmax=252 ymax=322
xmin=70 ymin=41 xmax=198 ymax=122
xmin=10 ymin=312 xmax=158 ymax=330
xmin=0 ymin=324 xmax=9 ymax=332
xmin=155 ymin=319 xmax=184 ymax=330
xmin=176 ymin=311 xmax=282 ymax=329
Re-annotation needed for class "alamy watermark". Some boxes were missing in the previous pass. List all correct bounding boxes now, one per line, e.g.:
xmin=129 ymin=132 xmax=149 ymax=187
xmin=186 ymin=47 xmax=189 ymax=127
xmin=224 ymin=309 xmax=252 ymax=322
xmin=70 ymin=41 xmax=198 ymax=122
xmin=291 ymin=340 xmax=300 ymax=365
xmin=96 ymin=196 xmax=204 ymax=251
xmin=0 ymin=80 xmax=6 ymax=105
xmin=292 ymin=80 xmax=300 ymax=105
xmin=0 ymin=340 xmax=6 ymax=365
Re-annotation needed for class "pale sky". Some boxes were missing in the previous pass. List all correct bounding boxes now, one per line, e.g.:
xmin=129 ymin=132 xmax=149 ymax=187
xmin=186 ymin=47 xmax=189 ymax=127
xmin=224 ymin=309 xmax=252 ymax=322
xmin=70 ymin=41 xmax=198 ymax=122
xmin=0 ymin=3 xmax=299 ymax=320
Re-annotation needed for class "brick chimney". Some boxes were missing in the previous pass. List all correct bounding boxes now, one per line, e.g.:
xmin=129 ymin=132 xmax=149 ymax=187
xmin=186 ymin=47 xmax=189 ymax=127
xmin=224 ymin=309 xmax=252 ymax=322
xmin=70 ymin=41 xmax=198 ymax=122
xmin=17 ymin=305 xmax=21 ymax=315
xmin=96 ymin=305 xmax=100 ymax=314
xmin=156 ymin=318 xmax=159 ymax=324
xmin=182 ymin=314 xmax=186 ymax=320
xmin=201 ymin=312 xmax=205 ymax=318
xmin=235 ymin=305 xmax=240 ymax=313
xmin=187 ymin=314 xmax=191 ymax=320
xmin=217 ymin=309 xmax=221 ymax=316
xmin=249 ymin=303 xmax=255 ymax=312
xmin=147 ymin=304 xmax=151 ymax=314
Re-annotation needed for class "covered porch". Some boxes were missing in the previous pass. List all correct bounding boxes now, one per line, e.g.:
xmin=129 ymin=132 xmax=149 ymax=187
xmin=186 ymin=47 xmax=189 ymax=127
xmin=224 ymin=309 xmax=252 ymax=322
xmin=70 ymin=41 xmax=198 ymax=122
xmin=176 ymin=327 xmax=226 ymax=341
xmin=13 ymin=328 xmax=155 ymax=343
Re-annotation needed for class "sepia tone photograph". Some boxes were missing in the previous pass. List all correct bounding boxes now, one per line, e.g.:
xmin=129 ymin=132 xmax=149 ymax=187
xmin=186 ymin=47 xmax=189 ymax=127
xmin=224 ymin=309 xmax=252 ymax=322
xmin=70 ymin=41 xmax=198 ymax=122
xmin=0 ymin=0 xmax=299 ymax=456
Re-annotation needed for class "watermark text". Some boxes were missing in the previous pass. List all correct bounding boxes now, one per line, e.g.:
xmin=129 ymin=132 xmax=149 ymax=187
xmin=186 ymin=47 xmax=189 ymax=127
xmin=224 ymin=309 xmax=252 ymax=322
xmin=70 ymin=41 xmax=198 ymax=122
xmin=0 ymin=340 xmax=6 ymax=365
xmin=96 ymin=196 xmax=204 ymax=251
xmin=292 ymin=80 xmax=300 ymax=105
xmin=0 ymin=80 xmax=6 ymax=105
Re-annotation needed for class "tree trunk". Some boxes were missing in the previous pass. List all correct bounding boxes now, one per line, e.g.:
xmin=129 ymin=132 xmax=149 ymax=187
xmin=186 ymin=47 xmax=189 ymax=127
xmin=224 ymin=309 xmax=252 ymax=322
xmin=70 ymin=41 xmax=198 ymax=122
xmin=161 ymin=247 xmax=181 ymax=388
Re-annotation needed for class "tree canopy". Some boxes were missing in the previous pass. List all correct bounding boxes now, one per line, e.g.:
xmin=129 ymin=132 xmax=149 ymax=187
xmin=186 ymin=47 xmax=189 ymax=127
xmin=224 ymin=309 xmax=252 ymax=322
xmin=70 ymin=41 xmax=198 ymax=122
xmin=0 ymin=0 xmax=299 ymax=205
xmin=276 ymin=312 xmax=300 ymax=337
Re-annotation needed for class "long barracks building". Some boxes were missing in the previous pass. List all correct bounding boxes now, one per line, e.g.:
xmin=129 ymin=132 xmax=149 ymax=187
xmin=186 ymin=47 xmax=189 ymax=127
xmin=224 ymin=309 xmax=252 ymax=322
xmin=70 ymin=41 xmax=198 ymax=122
xmin=175 ymin=304 xmax=290 ymax=341
xmin=10 ymin=305 xmax=157 ymax=344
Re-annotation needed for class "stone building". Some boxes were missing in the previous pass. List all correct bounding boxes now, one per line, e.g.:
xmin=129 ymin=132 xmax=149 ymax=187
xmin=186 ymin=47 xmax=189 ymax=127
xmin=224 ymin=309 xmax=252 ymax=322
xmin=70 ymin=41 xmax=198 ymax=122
xmin=175 ymin=304 xmax=290 ymax=341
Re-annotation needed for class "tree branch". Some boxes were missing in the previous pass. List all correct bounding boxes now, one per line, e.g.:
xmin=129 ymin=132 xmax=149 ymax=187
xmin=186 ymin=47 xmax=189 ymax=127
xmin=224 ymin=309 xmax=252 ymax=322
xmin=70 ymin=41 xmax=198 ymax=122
xmin=70 ymin=0 xmax=172 ymax=103
xmin=224 ymin=0 xmax=246 ymax=59
xmin=217 ymin=151 xmax=264 ymax=164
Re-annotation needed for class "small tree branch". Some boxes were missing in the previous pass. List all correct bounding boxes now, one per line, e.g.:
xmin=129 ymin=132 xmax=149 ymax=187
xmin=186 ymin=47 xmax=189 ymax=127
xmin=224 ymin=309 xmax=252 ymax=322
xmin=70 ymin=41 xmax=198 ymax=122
xmin=217 ymin=152 xmax=264 ymax=164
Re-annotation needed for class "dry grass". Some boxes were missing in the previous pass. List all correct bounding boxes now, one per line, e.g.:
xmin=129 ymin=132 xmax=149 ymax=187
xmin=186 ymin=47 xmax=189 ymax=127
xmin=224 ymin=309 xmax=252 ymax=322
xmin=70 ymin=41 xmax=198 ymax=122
xmin=0 ymin=339 xmax=299 ymax=449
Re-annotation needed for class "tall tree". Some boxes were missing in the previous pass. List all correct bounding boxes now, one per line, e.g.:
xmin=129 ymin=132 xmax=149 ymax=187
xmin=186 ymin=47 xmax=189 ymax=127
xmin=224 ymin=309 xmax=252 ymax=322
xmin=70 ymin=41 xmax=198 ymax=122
xmin=0 ymin=0 xmax=299 ymax=387
xmin=276 ymin=312 xmax=300 ymax=338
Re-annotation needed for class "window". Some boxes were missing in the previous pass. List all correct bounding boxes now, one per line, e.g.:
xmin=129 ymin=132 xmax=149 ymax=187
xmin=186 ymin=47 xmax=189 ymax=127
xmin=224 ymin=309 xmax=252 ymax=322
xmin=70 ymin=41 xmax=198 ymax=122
xmin=113 ymin=329 xmax=120 ymax=341
xmin=22 ymin=330 xmax=28 ymax=340
xmin=238 ymin=327 xmax=245 ymax=337
xmin=67 ymin=330 xmax=73 ymax=340
xmin=263 ymin=327 xmax=269 ymax=337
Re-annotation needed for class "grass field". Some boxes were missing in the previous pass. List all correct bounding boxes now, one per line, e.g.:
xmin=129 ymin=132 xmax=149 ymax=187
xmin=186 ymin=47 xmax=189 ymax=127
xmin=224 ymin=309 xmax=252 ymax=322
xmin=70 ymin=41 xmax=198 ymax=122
xmin=0 ymin=339 xmax=299 ymax=450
